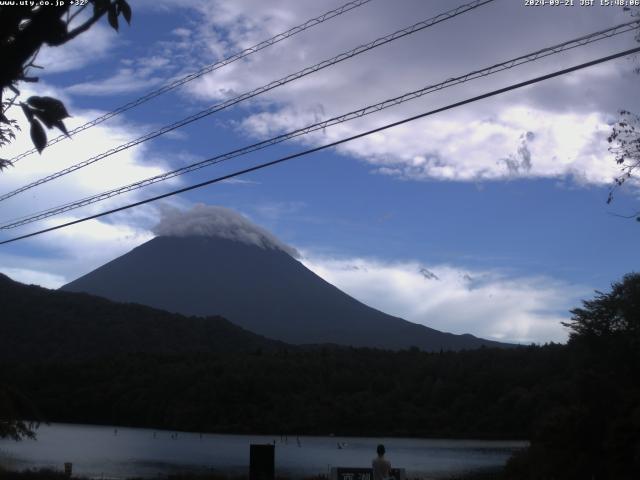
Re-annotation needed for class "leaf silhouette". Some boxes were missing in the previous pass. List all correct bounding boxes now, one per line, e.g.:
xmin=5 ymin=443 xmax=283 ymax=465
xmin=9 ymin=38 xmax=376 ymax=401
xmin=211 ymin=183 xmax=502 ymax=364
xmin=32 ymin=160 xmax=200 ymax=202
xmin=108 ymin=4 xmax=119 ymax=31
xmin=27 ymin=96 xmax=70 ymax=119
xmin=27 ymin=96 xmax=70 ymax=136
xmin=20 ymin=104 xmax=34 ymax=122
xmin=52 ymin=119 xmax=70 ymax=137
xmin=118 ymin=0 xmax=132 ymax=24
xmin=42 ymin=17 xmax=68 ymax=46
xmin=29 ymin=119 xmax=47 ymax=154
xmin=93 ymin=0 xmax=110 ymax=16
xmin=0 ymin=159 xmax=13 ymax=171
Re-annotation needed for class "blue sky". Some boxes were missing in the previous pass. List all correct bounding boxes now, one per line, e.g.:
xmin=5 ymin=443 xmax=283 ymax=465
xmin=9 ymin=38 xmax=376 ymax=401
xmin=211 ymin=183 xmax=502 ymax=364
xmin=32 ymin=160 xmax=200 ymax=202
xmin=1 ymin=0 xmax=639 ymax=343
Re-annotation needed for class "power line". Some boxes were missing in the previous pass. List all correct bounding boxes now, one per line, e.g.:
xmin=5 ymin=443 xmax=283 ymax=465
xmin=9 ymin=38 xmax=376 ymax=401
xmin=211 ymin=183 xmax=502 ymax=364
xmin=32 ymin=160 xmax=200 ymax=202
xmin=2 ymin=19 xmax=638 ymax=230
xmin=7 ymin=0 xmax=375 ymax=164
xmin=0 ymin=20 xmax=640 ymax=230
xmin=2 ymin=44 xmax=639 ymax=246
xmin=0 ymin=0 xmax=496 ymax=203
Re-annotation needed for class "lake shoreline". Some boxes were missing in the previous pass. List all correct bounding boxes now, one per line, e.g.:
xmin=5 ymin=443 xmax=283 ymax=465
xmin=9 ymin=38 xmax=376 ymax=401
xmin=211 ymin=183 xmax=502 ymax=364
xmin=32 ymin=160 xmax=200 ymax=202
xmin=0 ymin=423 xmax=524 ymax=480
xmin=0 ymin=467 xmax=508 ymax=480
xmin=25 ymin=420 xmax=529 ymax=443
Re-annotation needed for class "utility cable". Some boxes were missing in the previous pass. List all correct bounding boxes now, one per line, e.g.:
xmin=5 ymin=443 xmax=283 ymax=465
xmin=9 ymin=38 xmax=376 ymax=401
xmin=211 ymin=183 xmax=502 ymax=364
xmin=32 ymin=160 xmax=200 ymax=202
xmin=2 ymin=44 xmax=639 ymax=246
xmin=7 ymin=0 xmax=375 ymax=164
xmin=1 ymin=19 xmax=637 ymax=229
xmin=0 ymin=0 xmax=496 ymax=202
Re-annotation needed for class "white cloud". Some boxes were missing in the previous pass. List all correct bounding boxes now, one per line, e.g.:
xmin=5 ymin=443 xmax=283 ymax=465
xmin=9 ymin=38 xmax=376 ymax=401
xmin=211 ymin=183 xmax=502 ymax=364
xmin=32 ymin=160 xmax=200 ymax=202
xmin=133 ymin=0 xmax=206 ymax=13
xmin=152 ymin=203 xmax=300 ymax=257
xmin=0 ymin=214 xmax=155 ymax=289
xmin=331 ymin=105 xmax=621 ymax=184
xmin=66 ymin=68 xmax=165 ymax=96
xmin=0 ymin=174 xmax=589 ymax=345
xmin=0 ymin=83 xmax=177 ymax=220
xmin=151 ymin=0 xmax=637 ymax=187
xmin=57 ymin=0 xmax=628 ymax=190
xmin=301 ymin=254 xmax=588 ymax=344
xmin=239 ymin=103 xmax=622 ymax=183
xmin=0 ymin=1 xmax=626 ymax=329
xmin=37 ymin=23 xmax=119 ymax=74
xmin=2 ymin=268 xmax=67 ymax=289
xmin=66 ymin=54 xmax=174 ymax=96
xmin=220 ymin=178 xmax=260 ymax=185
xmin=0 ymin=84 xmax=179 ymax=287
xmin=172 ymin=28 xmax=192 ymax=38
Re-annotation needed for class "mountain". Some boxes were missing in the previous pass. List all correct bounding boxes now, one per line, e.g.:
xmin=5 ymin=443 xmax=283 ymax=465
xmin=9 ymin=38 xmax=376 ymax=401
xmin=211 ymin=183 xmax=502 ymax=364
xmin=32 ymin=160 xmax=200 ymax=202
xmin=61 ymin=234 xmax=507 ymax=351
xmin=0 ymin=272 xmax=285 ymax=362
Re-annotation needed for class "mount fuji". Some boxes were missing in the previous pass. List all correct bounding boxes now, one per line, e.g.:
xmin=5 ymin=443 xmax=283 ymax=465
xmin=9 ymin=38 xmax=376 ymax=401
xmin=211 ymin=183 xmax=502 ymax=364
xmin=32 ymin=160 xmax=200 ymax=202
xmin=61 ymin=206 xmax=507 ymax=351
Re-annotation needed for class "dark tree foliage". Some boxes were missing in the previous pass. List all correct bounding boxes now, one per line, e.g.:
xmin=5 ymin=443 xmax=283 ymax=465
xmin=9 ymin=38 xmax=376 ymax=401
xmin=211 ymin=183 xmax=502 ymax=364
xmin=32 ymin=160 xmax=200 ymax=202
xmin=0 ymin=273 xmax=570 ymax=441
xmin=0 ymin=273 xmax=286 ymax=362
xmin=607 ymin=7 xmax=640 ymax=218
xmin=505 ymin=273 xmax=640 ymax=480
xmin=563 ymin=272 xmax=640 ymax=340
xmin=607 ymin=111 xmax=640 ymax=220
xmin=0 ymin=270 xmax=280 ymax=440
xmin=0 ymin=383 xmax=39 ymax=441
xmin=1 ymin=346 xmax=569 ymax=440
xmin=0 ymin=3 xmax=132 ymax=434
xmin=0 ymin=0 xmax=132 ymax=169
xmin=0 ymin=469 xmax=70 ymax=480
xmin=3 ymin=273 xmax=640 ymax=479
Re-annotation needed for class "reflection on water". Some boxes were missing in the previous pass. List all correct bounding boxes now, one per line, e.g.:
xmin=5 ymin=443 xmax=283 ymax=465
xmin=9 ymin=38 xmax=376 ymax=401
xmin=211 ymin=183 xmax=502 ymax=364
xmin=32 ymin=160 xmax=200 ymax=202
xmin=0 ymin=424 xmax=527 ymax=479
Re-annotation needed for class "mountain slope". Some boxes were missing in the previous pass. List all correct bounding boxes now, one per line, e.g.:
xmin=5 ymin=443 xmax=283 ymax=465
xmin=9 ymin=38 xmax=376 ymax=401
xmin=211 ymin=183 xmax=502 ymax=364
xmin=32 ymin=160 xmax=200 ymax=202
xmin=62 ymin=235 xmax=506 ymax=351
xmin=0 ymin=272 xmax=285 ymax=362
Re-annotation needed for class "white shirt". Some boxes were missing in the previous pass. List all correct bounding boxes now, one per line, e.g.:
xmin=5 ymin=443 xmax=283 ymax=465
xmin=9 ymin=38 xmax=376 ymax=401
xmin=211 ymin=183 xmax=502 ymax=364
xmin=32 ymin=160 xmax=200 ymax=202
xmin=372 ymin=456 xmax=391 ymax=480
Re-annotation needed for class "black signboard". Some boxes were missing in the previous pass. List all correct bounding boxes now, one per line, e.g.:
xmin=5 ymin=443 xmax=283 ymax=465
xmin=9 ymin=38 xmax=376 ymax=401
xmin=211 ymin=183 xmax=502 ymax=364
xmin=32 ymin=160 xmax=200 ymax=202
xmin=249 ymin=444 xmax=275 ymax=480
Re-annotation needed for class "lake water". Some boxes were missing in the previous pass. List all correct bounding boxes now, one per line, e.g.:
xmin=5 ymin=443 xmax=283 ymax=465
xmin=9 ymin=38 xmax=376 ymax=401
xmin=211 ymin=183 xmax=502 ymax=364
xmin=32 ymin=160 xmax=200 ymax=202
xmin=0 ymin=424 xmax=527 ymax=479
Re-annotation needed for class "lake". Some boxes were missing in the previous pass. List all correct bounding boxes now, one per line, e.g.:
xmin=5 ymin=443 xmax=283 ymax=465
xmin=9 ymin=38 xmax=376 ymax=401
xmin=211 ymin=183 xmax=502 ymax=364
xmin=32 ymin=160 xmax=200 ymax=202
xmin=0 ymin=424 xmax=527 ymax=479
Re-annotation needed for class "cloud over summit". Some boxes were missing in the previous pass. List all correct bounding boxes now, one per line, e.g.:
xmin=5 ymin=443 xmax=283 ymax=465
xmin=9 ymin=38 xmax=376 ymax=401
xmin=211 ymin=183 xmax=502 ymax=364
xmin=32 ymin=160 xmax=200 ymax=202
xmin=153 ymin=204 xmax=300 ymax=257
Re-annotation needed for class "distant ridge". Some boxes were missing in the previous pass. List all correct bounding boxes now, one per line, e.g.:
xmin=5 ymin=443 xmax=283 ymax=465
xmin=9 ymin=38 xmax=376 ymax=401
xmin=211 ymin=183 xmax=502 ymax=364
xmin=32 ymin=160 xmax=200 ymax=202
xmin=0 ymin=272 xmax=285 ymax=362
xmin=62 ymin=234 xmax=509 ymax=351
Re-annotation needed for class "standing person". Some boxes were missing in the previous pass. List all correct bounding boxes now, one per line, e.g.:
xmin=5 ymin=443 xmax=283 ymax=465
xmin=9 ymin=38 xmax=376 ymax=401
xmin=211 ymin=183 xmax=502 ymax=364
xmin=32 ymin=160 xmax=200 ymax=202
xmin=372 ymin=444 xmax=392 ymax=480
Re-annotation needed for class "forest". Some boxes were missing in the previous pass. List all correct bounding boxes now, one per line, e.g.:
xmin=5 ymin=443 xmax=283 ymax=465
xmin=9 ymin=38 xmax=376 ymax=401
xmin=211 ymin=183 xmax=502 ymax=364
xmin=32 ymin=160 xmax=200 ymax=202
xmin=1 ymin=273 xmax=639 ymax=479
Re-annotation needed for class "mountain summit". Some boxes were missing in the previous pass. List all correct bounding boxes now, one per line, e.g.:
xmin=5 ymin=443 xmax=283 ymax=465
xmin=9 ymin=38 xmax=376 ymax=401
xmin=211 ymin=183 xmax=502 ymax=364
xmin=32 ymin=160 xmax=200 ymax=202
xmin=62 ymin=205 xmax=505 ymax=351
